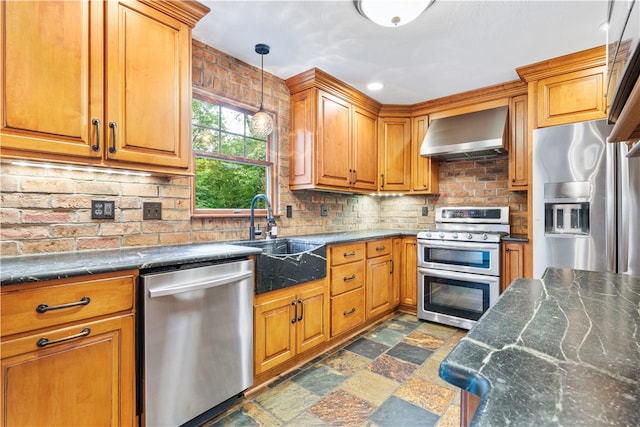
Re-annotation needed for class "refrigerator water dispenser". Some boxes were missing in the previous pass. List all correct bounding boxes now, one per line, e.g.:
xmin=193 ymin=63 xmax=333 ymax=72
xmin=544 ymin=203 xmax=590 ymax=235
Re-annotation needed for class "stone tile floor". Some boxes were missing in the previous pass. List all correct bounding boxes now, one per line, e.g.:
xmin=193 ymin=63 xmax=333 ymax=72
xmin=207 ymin=312 xmax=466 ymax=427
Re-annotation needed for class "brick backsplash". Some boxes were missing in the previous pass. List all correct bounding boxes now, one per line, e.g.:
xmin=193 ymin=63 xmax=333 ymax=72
xmin=0 ymin=40 xmax=527 ymax=257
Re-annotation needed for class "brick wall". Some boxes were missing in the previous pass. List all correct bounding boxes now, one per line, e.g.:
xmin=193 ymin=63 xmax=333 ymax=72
xmin=0 ymin=40 xmax=527 ymax=257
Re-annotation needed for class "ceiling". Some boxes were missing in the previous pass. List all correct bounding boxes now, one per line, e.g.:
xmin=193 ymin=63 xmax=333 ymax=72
xmin=192 ymin=0 xmax=609 ymax=105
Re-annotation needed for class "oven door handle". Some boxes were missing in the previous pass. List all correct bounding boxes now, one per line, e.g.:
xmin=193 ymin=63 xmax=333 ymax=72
xmin=148 ymin=270 xmax=252 ymax=298
xmin=418 ymin=240 xmax=499 ymax=251
xmin=417 ymin=266 xmax=500 ymax=283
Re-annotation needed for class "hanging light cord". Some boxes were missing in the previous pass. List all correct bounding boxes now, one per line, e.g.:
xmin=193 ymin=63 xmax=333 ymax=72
xmin=260 ymin=52 xmax=265 ymax=110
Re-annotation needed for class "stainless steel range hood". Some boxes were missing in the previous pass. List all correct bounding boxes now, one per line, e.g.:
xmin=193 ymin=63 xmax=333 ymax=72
xmin=420 ymin=106 xmax=509 ymax=160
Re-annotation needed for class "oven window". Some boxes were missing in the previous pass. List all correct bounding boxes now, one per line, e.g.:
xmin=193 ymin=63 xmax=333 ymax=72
xmin=425 ymin=247 xmax=490 ymax=269
xmin=423 ymin=275 xmax=490 ymax=321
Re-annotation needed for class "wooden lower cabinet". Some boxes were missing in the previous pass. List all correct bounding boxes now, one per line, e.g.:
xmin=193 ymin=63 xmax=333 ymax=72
xmin=399 ymin=237 xmax=418 ymax=312
xmin=253 ymin=280 xmax=328 ymax=375
xmin=501 ymin=242 xmax=526 ymax=293
xmin=0 ymin=271 xmax=137 ymax=427
xmin=366 ymin=239 xmax=394 ymax=319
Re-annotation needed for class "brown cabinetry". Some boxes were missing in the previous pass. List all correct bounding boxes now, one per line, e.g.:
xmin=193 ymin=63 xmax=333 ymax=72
xmin=0 ymin=0 xmax=208 ymax=175
xmin=509 ymin=95 xmax=529 ymax=189
xmin=501 ymin=242 xmax=525 ymax=293
xmin=287 ymin=69 xmax=381 ymax=193
xmin=365 ymin=238 xmax=394 ymax=319
xmin=411 ymin=115 xmax=440 ymax=194
xmin=0 ymin=271 xmax=137 ymax=426
xmin=254 ymin=280 xmax=328 ymax=374
xmin=329 ymin=242 xmax=366 ymax=337
xmin=378 ymin=117 xmax=411 ymax=192
xmin=399 ymin=237 xmax=418 ymax=312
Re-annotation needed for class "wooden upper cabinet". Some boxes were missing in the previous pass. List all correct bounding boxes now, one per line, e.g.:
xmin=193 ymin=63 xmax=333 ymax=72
xmin=378 ymin=117 xmax=411 ymax=192
xmin=0 ymin=0 xmax=209 ymax=175
xmin=1 ymin=0 xmax=103 ymax=159
xmin=286 ymin=69 xmax=382 ymax=193
xmin=508 ymin=95 xmax=528 ymax=189
xmin=411 ymin=115 xmax=439 ymax=194
xmin=517 ymin=46 xmax=607 ymax=129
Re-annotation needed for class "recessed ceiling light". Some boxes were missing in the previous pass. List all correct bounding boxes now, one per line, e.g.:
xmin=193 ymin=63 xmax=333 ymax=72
xmin=367 ymin=82 xmax=384 ymax=91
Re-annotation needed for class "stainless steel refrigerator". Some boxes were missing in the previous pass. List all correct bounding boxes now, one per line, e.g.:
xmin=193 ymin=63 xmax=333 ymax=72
xmin=532 ymin=119 xmax=640 ymax=278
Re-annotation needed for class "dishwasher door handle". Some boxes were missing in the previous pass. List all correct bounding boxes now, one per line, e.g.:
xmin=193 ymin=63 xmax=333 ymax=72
xmin=148 ymin=270 xmax=253 ymax=298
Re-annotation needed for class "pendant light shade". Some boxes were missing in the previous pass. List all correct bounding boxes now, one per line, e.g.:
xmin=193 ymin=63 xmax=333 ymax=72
xmin=250 ymin=44 xmax=274 ymax=137
xmin=355 ymin=0 xmax=434 ymax=27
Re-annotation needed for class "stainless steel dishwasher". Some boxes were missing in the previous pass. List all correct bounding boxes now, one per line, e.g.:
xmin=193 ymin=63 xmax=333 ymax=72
xmin=139 ymin=259 xmax=253 ymax=427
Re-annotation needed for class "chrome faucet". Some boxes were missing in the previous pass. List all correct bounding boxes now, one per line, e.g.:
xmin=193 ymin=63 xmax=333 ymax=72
xmin=249 ymin=194 xmax=276 ymax=240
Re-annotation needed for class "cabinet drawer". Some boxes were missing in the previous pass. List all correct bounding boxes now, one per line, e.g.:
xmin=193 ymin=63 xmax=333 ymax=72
xmin=1 ymin=273 xmax=136 ymax=337
xmin=330 ymin=243 xmax=365 ymax=266
xmin=330 ymin=261 xmax=365 ymax=296
xmin=367 ymin=239 xmax=392 ymax=258
xmin=331 ymin=288 xmax=365 ymax=337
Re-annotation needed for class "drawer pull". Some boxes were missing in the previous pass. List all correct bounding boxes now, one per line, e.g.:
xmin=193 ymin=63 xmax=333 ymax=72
xmin=343 ymin=274 xmax=357 ymax=281
xmin=343 ymin=251 xmax=356 ymax=258
xmin=343 ymin=307 xmax=356 ymax=316
xmin=91 ymin=118 xmax=101 ymax=151
xmin=291 ymin=300 xmax=297 ymax=324
xmin=297 ymin=298 xmax=304 ymax=321
xmin=37 ymin=328 xmax=91 ymax=348
xmin=376 ymin=245 xmax=386 ymax=251
xmin=108 ymin=121 xmax=117 ymax=154
xmin=36 ymin=296 xmax=91 ymax=313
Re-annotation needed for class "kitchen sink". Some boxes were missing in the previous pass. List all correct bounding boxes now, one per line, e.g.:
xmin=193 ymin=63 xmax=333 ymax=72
xmin=233 ymin=238 xmax=327 ymax=294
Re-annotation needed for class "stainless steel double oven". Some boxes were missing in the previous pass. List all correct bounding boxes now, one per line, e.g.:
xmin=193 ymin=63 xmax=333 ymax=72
xmin=417 ymin=207 xmax=509 ymax=330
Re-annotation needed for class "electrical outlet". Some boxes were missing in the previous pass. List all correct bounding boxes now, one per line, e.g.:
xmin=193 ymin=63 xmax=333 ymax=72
xmin=321 ymin=205 xmax=328 ymax=216
xmin=143 ymin=202 xmax=162 ymax=220
xmin=286 ymin=205 xmax=292 ymax=218
xmin=422 ymin=206 xmax=429 ymax=216
xmin=91 ymin=200 xmax=115 ymax=219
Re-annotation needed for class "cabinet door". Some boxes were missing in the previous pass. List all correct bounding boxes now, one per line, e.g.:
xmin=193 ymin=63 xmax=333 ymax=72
xmin=296 ymin=284 xmax=328 ymax=354
xmin=289 ymin=89 xmax=316 ymax=188
xmin=254 ymin=293 xmax=296 ymax=374
xmin=317 ymin=90 xmax=352 ymax=188
xmin=509 ymin=95 xmax=528 ymax=189
xmin=105 ymin=0 xmax=191 ymax=169
xmin=366 ymin=254 xmax=392 ymax=319
xmin=0 ymin=315 xmax=135 ymax=427
xmin=352 ymin=106 xmax=378 ymax=191
xmin=391 ymin=238 xmax=402 ymax=307
xmin=501 ymin=242 xmax=525 ymax=293
xmin=0 ymin=0 xmax=103 ymax=159
xmin=411 ymin=115 xmax=439 ymax=193
xmin=378 ymin=118 xmax=411 ymax=192
xmin=536 ymin=67 xmax=607 ymax=127
xmin=400 ymin=237 xmax=417 ymax=309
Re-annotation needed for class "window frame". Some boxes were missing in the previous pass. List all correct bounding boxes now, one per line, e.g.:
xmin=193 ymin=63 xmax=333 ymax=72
xmin=191 ymin=88 xmax=279 ymax=218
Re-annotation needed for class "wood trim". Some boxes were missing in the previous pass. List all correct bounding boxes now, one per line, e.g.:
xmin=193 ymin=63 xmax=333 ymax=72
xmin=460 ymin=390 xmax=481 ymax=427
xmin=609 ymin=75 xmax=640 ymax=143
xmin=516 ymin=45 xmax=606 ymax=82
xmin=138 ymin=0 xmax=210 ymax=27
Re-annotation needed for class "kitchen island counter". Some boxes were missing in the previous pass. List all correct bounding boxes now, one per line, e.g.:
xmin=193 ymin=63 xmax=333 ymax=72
xmin=440 ymin=267 xmax=640 ymax=426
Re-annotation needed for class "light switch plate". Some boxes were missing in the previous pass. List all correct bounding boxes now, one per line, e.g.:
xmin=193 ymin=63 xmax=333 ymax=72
xmin=143 ymin=202 xmax=162 ymax=220
xmin=321 ymin=205 xmax=328 ymax=216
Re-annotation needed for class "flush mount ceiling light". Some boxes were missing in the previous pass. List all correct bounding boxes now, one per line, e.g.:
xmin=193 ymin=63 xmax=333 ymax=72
xmin=354 ymin=0 xmax=434 ymax=27
xmin=250 ymin=43 xmax=274 ymax=137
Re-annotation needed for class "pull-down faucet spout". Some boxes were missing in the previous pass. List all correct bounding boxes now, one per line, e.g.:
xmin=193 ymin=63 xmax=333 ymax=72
xmin=249 ymin=194 xmax=276 ymax=240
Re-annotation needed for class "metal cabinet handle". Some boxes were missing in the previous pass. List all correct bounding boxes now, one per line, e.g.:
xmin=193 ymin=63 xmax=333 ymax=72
xmin=343 ymin=251 xmax=356 ymax=258
xmin=291 ymin=300 xmax=297 ymax=324
xmin=343 ymin=274 xmax=357 ymax=281
xmin=380 ymin=173 xmax=385 ymax=188
xmin=353 ymin=170 xmax=357 ymax=184
xmin=376 ymin=245 xmax=386 ymax=251
xmin=36 ymin=296 xmax=90 ymax=313
xmin=505 ymin=248 xmax=511 ymax=252
xmin=108 ymin=122 xmax=117 ymax=154
xmin=37 ymin=328 xmax=91 ymax=348
xmin=390 ymin=259 xmax=394 ymax=274
xmin=297 ymin=298 xmax=303 ymax=321
xmin=91 ymin=118 xmax=101 ymax=151
xmin=343 ymin=307 xmax=356 ymax=316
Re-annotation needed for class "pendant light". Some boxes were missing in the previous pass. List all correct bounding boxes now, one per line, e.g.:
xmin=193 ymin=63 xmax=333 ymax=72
xmin=249 ymin=43 xmax=274 ymax=137
xmin=354 ymin=0 xmax=434 ymax=27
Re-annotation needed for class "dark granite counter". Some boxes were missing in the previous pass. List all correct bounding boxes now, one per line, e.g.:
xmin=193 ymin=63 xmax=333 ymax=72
xmin=440 ymin=268 xmax=640 ymax=426
xmin=0 ymin=229 xmax=420 ymax=286
xmin=502 ymin=234 xmax=528 ymax=242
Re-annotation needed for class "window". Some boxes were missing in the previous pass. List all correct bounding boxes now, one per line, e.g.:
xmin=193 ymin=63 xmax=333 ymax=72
xmin=192 ymin=94 xmax=275 ymax=216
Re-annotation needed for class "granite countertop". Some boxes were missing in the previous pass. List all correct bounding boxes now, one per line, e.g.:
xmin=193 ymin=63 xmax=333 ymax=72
xmin=440 ymin=268 xmax=640 ymax=426
xmin=502 ymin=234 xmax=528 ymax=242
xmin=0 ymin=229 xmax=419 ymax=286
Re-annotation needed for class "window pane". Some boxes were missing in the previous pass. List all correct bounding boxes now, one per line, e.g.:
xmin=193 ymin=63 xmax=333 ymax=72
xmin=246 ymin=138 xmax=266 ymax=161
xmin=220 ymin=107 xmax=245 ymax=135
xmin=195 ymin=157 xmax=267 ymax=209
xmin=193 ymin=126 xmax=219 ymax=152
xmin=192 ymin=99 xmax=219 ymax=128
xmin=221 ymin=132 xmax=245 ymax=157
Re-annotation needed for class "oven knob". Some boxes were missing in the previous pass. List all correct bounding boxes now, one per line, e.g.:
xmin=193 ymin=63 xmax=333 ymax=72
xmin=482 ymin=233 xmax=488 ymax=240
xmin=426 ymin=232 xmax=432 ymax=238
xmin=439 ymin=232 xmax=445 ymax=239
xmin=452 ymin=233 xmax=458 ymax=239
xmin=466 ymin=233 xmax=473 ymax=240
